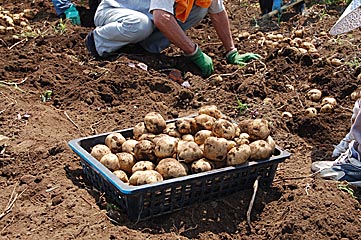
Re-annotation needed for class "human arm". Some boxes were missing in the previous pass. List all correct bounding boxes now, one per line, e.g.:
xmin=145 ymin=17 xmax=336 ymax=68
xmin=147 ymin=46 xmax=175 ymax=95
xmin=152 ymin=9 xmax=213 ymax=77
xmin=210 ymin=10 xmax=260 ymax=65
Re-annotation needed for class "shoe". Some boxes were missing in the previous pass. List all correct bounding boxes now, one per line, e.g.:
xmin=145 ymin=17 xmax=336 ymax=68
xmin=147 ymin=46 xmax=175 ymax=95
xmin=332 ymin=132 xmax=354 ymax=157
xmin=315 ymin=141 xmax=361 ymax=187
xmin=85 ymin=31 xmax=100 ymax=58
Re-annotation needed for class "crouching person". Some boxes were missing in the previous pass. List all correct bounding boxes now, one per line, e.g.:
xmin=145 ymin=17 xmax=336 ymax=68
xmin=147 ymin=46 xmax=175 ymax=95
xmin=311 ymin=0 xmax=361 ymax=187
xmin=84 ymin=0 xmax=261 ymax=77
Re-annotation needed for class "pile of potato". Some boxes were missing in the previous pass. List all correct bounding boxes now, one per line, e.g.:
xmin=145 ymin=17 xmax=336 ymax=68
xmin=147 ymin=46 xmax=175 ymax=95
xmin=90 ymin=106 xmax=275 ymax=186
xmin=0 ymin=6 xmax=36 ymax=34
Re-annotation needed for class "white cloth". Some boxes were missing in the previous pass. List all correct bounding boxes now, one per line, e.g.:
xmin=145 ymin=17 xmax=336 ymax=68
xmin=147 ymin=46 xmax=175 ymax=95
xmin=332 ymin=100 xmax=361 ymax=157
xmin=330 ymin=0 xmax=361 ymax=35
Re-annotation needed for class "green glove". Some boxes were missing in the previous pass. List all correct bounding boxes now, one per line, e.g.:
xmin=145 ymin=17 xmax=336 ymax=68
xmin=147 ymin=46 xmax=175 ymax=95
xmin=188 ymin=45 xmax=214 ymax=78
xmin=64 ymin=4 xmax=81 ymax=25
xmin=226 ymin=49 xmax=261 ymax=66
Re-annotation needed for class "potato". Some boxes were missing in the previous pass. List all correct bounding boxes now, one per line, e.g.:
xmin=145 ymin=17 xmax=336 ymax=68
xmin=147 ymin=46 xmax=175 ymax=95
xmin=320 ymin=103 xmax=334 ymax=113
xmin=163 ymin=122 xmax=181 ymax=138
xmin=307 ymin=89 xmax=322 ymax=102
xmin=194 ymin=114 xmax=216 ymax=130
xmin=152 ymin=134 xmax=172 ymax=144
xmin=226 ymin=144 xmax=251 ymax=166
xmin=177 ymin=140 xmax=203 ymax=163
xmin=116 ymin=152 xmax=136 ymax=174
xmin=212 ymin=119 xmax=236 ymax=140
xmin=203 ymin=137 xmax=236 ymax=161
xmin=138 ymin=133 xmax=157 ymax=142
xmin=155 ymin=158 xmax=188 ymax=179
xmin=113 ymin=170 xmax=129 ymax=183
xmin=154 ymin=136 xmax=178 ymax=158
xmin=235 ymin=133 xmax=250 ymax=145
xmin=249 ymin=140 xmax=273 ymax=160
xmin=91 ymin=144 xmax=111 ymax=161
xmin=322 ymin=97 xmax=337 ymax=107
xmin=122 ymin=139 xmax=138 ymax=153
xmin=133 ymin=122 xmax=148 ymax=140
xmin=134 ymin=140 xmax=157 ymax=162
xmin=182 ymin=134 xmax=194 ymax=142
xmin=351 ymin=90 xmax=361 ymax=101
xmin=239 ymin=119 xmax=270 ymax=141
xmin=144 ymin=112 xmax=166 ymax=134
xmin=132 ymin=161 xmax=155 ymax=173
xmin=234 ymin=124 xmax=241 ymax=138
xmin=282 ymin=112 xmax=293 ymax=119
xmin=105 ymin=132 xmax=126 ymax=153
xmin=198 ymin=105 xmax=222 ymax=119
xmin=175 ymin=117 xmax=197 ymax=135
xmin=100 ymin=153 xmax=120 ymax=171
xmin=305 ymin=107 xmax=317 ymax=117
xmin=266 ymin=135 xmax=276 ymax=153
xmin=129 ymin=170 xmax=163 ymax=186
xmin=191 ymin=158 xmax=214 ymax=173
xmin=194 ymin=130 xmax=212 ymax=145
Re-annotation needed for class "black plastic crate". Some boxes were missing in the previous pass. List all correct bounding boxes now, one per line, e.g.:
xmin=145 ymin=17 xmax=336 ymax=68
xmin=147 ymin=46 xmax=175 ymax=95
xmin=68 ymin=121 xmax=291 ymax=221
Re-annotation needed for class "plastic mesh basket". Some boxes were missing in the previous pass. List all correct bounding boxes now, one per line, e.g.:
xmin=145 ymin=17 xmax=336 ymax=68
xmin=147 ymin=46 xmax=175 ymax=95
xmin=68 ymin=121 xmax=291 ymax=221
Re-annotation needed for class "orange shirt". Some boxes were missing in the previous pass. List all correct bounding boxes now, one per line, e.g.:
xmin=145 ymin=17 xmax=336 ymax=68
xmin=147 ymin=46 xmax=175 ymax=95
xmin=175 ymin=0 xmax=212 ymax=22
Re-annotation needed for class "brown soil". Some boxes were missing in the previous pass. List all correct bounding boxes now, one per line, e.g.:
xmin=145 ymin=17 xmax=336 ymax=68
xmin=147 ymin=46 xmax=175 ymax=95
xmin=1 ymin=0 xmax=361 ymax=239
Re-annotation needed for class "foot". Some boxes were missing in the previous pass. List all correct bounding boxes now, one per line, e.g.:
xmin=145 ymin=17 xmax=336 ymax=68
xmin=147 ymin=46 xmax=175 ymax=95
xmin=85 ymin=31 xmax=100 ymax=58
xmin=314 ymin=141 xmax=361 ymax=187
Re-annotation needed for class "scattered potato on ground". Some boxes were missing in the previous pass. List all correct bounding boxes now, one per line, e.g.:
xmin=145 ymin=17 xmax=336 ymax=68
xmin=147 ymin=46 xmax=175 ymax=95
xmin=322 ymin=97 xmax=337 ymax=107
xmin=305 ymin=107 xmax=317 ymax=117
xmin=155 ymin=158 xmax=188 ymax=179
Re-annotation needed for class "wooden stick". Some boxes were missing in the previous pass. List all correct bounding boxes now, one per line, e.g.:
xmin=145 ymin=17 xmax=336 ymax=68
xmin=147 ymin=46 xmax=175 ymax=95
xmin=246 ymin=176 xmax=261 ymax=227
xmin=261 ymin=0 xmax=305 ymax=19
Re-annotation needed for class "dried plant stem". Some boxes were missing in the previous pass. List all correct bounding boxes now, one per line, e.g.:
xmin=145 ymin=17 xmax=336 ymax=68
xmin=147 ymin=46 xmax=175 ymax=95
xmin=0 ymin=185 xmax=27 ymax=220
xmin=247 ymin=176 xmax=261 ymax=227
xmin=64 ymin=111 xmax=80 ymax=129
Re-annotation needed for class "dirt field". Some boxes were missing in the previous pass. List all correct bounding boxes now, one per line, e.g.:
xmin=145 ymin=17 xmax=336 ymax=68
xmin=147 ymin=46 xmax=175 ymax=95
xmin=1 ymin=0 xmax=361 ymax=239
